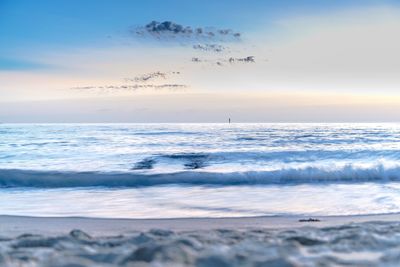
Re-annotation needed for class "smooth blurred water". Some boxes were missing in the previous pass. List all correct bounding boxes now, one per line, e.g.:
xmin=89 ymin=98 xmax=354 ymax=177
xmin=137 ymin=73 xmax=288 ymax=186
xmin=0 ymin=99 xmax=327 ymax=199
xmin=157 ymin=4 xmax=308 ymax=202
xmin=1 ymin=123 xmax=400 ymax=218
xmin=2 ymin=123 xmax=400 ymax=173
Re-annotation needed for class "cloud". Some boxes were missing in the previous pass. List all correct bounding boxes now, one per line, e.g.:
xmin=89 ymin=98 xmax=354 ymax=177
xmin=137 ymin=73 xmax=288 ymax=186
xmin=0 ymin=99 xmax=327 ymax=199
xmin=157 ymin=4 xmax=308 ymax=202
xmin=192 ymin=44 xmax=225 ymax=52
xmin=190 ymin=56 xmax=256 ymax=66
xmin=71 ymin=84 xmax=188 ymax=92
xmin=191 ymin=57 xmax=202 ymax=63
xmin=145 ymin=21 xmax=191 ymax=35
xmin=132 ymin=21 xmax=241 ymax=42
xmin=229 ymin=56 xmax=255 ymax=63
xmin=124 ymin=71 xmax=180 ymax=83
xmin=129 ymin=21 xmax=258 ymax=71
xmin=70 ymin=70 xmax=187 ymax=94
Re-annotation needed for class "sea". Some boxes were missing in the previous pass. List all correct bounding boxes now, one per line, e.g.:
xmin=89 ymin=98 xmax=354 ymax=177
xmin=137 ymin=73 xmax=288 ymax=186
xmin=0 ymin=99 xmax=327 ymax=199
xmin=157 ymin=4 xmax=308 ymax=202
xmin=1 ymin=123 xmax=400 ymax=218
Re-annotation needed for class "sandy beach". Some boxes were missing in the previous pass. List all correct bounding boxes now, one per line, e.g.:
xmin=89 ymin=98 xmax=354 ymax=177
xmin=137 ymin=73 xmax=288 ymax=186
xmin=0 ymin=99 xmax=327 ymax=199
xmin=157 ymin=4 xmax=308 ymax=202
xmin=0 ymin=214 xmax=399 ymax=266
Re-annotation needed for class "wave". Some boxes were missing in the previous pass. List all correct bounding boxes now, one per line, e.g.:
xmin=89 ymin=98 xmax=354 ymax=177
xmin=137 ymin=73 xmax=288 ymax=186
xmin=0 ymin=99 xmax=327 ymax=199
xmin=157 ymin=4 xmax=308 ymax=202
xmin=128 ymin=150 xmax=400 ymax=173
xmin=0 ymin=165 xmax=400 ymax=188
xmin=152 ymin=150 xmax=400 ymax=161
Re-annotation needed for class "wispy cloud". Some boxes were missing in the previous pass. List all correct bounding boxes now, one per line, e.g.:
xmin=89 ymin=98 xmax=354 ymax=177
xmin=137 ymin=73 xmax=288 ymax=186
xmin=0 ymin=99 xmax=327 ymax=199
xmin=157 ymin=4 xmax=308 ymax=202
xmin=192 ymin=44 xmax=226 ymax=52
xmin=191 ymin=56 xmax=256 ymax=66
xmin=228 ymin=56 xmax=255 ymax=63
xmin=71 ymin=70 xmax=187 ymax=93
xmin=71 ymin=84 xmax=188 ymax=93
xmin=123 ymin=71 xmax=180 ymax=83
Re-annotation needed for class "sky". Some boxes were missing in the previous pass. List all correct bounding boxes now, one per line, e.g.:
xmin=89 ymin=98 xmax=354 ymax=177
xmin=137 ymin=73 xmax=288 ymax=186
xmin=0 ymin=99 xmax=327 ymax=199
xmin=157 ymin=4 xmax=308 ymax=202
xmin=1 ymin=0 xmax=400 ymax=122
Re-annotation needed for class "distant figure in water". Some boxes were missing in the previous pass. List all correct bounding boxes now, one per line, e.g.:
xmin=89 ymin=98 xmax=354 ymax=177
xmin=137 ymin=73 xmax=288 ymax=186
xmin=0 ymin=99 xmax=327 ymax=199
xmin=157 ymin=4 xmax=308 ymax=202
xmin=229 ymin=118 xmax=231 ymax=123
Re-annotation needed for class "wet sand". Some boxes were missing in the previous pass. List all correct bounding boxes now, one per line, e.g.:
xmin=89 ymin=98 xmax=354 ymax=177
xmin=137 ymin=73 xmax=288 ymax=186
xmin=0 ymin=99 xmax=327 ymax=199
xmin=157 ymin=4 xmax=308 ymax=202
xmin=1 ymin=213 xmax=399 ymax=236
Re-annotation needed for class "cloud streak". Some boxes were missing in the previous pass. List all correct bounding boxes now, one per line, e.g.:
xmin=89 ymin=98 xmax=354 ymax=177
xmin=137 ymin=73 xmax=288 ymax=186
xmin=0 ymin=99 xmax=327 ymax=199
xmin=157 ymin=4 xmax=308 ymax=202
xmin=124 ymin=71 xmax=180 ymax=83
xmin=192 ymin=44 xmax=226 ymax=52
xmin=71 ymin=84 xmax=188 ymax=92
xmin=229 ymin=56 xmax=255 ymax=63
xmin=71 ymin=71 xmax=187 ymax=93
xmin=191 ymin=56 xmax=256 ymax=66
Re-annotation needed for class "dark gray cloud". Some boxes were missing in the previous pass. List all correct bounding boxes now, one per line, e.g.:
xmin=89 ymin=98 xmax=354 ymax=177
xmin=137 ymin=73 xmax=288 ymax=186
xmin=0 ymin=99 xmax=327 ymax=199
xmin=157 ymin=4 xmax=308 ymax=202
xmin=145 ymin=21 xmax=192 ymax=34
xmin=132 ymin=21 xmax=241 ymax=42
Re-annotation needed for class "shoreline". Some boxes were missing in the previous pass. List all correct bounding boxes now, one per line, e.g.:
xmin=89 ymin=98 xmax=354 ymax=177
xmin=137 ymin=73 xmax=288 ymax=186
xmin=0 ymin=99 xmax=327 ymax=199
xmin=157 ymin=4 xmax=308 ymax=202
xmin=1 ymin=213 xmax=399 ymax=236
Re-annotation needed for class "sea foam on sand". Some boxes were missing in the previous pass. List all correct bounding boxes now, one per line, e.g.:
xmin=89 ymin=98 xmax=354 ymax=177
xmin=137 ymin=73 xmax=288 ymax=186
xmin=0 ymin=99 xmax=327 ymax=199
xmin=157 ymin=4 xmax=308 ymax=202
xmin=0 ymin=215 xmax=400 ymax=266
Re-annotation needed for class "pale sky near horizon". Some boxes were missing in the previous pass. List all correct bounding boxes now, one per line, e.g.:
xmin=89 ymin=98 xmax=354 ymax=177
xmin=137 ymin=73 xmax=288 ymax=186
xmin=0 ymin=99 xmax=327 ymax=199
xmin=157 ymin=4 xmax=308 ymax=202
xmin=1 ymin=0 xmax=400 ymax=122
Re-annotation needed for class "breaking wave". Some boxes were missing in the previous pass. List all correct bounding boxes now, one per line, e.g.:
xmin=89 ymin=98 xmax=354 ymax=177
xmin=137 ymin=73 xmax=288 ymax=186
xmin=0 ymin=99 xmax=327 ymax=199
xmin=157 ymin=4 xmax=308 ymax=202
xmin=1 ymin=165 xmax=400 ymax=188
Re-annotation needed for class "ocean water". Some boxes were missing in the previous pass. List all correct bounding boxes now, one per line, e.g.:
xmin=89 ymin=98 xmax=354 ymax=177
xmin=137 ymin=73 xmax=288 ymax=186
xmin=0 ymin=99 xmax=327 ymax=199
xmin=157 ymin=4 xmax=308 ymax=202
xmin=1 ymin=123 xmax=400 ymax=218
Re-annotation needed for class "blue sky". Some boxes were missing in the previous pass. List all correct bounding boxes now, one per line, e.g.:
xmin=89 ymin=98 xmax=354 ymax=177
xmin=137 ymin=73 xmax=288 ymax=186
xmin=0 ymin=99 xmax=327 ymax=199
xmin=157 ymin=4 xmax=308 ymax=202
xmin=1 ymin=0 xmax=396 ymax=56
xmin=1 ymin=0 xmax=400 ymax=122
